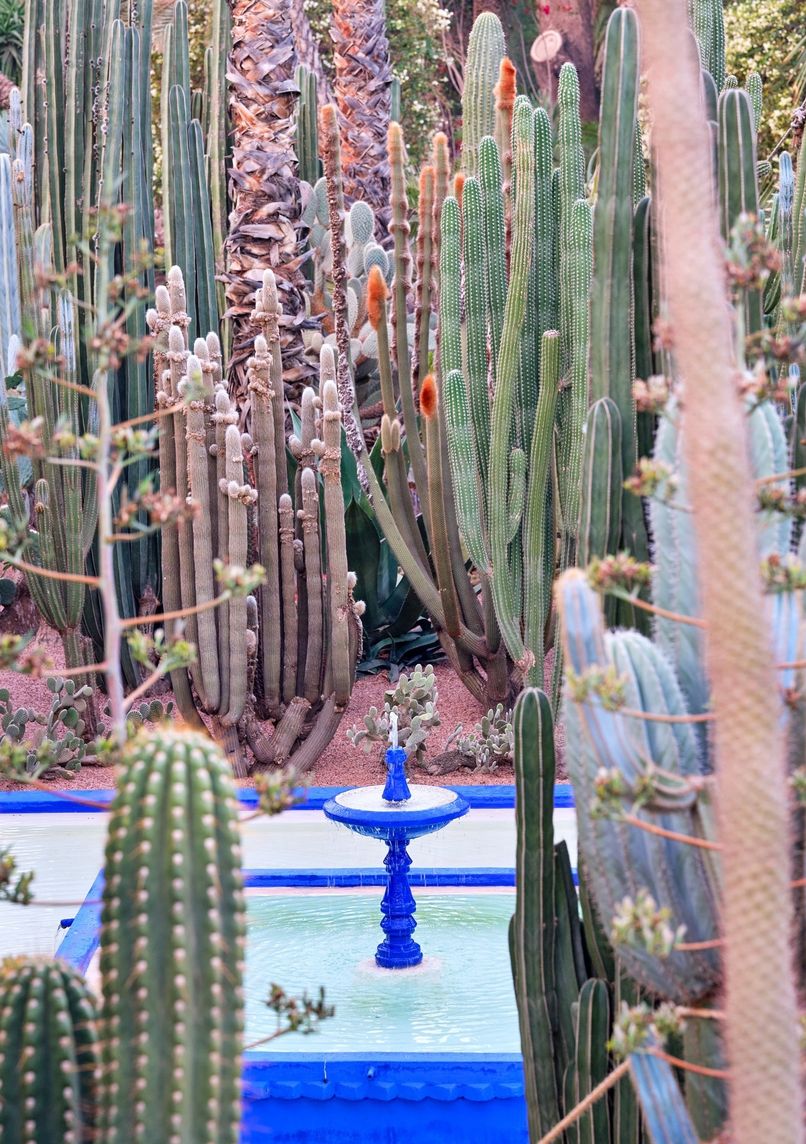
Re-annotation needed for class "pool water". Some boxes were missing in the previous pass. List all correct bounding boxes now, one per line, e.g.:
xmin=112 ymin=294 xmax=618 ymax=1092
xmin=244 ymin=890 xmax=520 ymax=1054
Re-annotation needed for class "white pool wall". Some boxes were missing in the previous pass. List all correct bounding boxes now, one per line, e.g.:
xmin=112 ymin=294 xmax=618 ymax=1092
xmin=0 ymin=805 xmax=577 ymax=958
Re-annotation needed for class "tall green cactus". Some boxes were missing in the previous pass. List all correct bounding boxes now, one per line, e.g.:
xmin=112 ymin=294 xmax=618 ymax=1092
xmin=162 ymin=1 xmax=219 ymax=341
xmin=462 ymin=11 xmax=505 ymax=177
xmin=99 ymin=727 xmax=245 ymax=1142
xmin=557 ymin=63 xmax=585 ymax=376
xmin=510 ymin=686 xmax=642 ymax=1143
xmin=0 ymin=957 xmax=100 ymax=1143
xmin=295 ymin=63 xmax=320 ymax=188
xmin=718 ymin=87 xmax=763 ymax=334
xmin=589 ymin=6 xmax=649 ymax=571
xmin=334 ymin=9 xmax=657 ymax=712
xmin=794 ymin=129 xmax=806 ymax=294
xmin=509 ymin=688 xmax=563 ymax=1137
xmin=692 ymin=0 xmax=726 ymax=91
xmin=18 ymin=0 xmax=158 ymax=686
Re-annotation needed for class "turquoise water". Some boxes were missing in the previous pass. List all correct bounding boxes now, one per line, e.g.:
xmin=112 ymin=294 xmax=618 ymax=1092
xmin=244 ymin=891 xmax=521 ymax=1054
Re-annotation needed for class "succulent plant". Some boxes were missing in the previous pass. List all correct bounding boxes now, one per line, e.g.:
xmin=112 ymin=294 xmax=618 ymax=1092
xmin=150 ymin=265 xmax=363 ymax=773
xmin=446 ymin=703 xmax=513 ymax=772
xmin=0 ymin=678 xmax=93 ymax=779
xmin=312 ymin=6 xmax=658 ymax=721
xmin=347 ymin=663 xmax=440 ymax=768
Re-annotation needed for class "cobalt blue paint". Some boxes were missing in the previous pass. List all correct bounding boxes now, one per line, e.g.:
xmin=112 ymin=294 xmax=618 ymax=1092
xmin=38 ymin=773 xmax=578 ymax=1141
xmin=0 ymin=783 xmax=575 ymax=813
xmin=56 ymin=877 xmax=539 ymax=1143
xmin=381 ymin=747 xmax=410 ymax=802
xmin=240 ymin=1055 xmax=529 ymax=1143
xmin=324 ymin=747 xmax=470 ymax=968
xmin=56 ymin=870 xmax=105 ymax=973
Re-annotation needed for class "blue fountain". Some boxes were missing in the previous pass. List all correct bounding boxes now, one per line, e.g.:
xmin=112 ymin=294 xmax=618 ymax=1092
xmin=323 ymin=718 xmax=468 ymax=969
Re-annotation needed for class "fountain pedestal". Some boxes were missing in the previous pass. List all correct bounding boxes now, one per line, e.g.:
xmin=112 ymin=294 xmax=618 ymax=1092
xmin=323 ymin=747 xmax=468 ymax=970
xmin=378 ymin=836 xmax=420 ymax=968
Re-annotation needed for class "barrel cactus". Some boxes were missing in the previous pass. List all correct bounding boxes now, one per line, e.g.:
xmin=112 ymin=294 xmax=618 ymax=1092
xmin=0 ymin=956 xmax=100 ymax=1143
xmin=99 ymin=727 xmax=245 ymax=1142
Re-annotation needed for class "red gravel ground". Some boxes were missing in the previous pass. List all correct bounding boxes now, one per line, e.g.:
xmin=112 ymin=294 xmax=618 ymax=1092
xmin=0 ymin=623 xmax=550 ymax=792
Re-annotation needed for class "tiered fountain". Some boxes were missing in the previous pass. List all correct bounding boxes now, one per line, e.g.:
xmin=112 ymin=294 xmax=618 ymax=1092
xmin=323 ymin=718 xmax=469 ymax=968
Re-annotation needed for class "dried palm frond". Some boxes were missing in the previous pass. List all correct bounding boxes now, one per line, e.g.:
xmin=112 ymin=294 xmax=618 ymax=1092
xmin=332 ymin=0 xmax=393 ymax=235
xmin=224 ymin=0 xmax=311 ymax=405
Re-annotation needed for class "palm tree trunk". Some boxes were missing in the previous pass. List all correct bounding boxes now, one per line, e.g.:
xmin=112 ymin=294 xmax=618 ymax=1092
xmin=290 ymin=0 xmax=331 ymax=105
xmin=332 ymin=0 xmax=392 ymax=235
xmin=535 ymin=0 xmax=599 ymax=122
xmin=225 ymin=0 xmax=310 ymax=404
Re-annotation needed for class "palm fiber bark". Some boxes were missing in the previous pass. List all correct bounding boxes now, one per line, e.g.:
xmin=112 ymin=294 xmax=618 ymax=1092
xmin=225 ymin=0 xmax=310 ymax=405
xmin=332 ymin=0 xmax=392 ymax=234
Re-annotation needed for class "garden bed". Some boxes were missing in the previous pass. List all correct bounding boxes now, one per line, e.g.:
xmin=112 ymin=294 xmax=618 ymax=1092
xmin=0 ymin=629 xmax=565 ymax=790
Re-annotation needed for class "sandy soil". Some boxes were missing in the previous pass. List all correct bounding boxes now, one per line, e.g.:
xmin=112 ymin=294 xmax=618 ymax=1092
xmin=0 ymin=622 xmax=557 ymax=791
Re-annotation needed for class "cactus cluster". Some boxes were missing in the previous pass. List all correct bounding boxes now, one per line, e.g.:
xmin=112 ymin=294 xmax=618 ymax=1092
xmin=348 ymin=662 xmax=440 ymax=767
xmin=447 ymin=704 xmax=513 ymax=772
xmin=312 ymin=7 xmax=660 ymax=715
xmin=509 ymin=687 xmax=644 ymax=1141
xmin=20 ymin=0 xmax=160 ymax=686
xmin=150 ymin=265 xmax=363 ymax=773
xmin=303 ymin=188 xmax=391 ymax=383
xmin=506 ymin=4 xmax=806 ymax=1138
xmin=0 ymin=679 xmax=93 ymax=779
xmin=0 ymin=727 xmax=249 ymax=1143
xmin=553 ymin=362 xmax=805 ymax=1138
xmin=0 ymin=103 xmax=98 ymax=686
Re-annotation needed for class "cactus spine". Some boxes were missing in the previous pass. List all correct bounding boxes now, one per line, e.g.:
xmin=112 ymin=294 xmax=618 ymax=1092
xmin=99 ymin=728 xmax=245 ymax=1142
xmin=0 ymin=957 xmax=100 ymax=1143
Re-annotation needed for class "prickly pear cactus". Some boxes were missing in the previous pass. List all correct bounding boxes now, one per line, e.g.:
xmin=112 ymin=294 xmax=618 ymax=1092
xmin=449 ymin=704 xmax=514 ymax=772
xmin=99 ymin=727 xmax=245 ymax=1143
xmin=0 ymin=956 xmax=100 ymax=1143
xmin=347 ymin=663 xmax=440 ymax=767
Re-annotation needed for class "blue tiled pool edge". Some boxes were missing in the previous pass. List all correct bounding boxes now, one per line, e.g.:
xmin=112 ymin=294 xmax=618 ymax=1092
xmin=0 ymin=782 xmax=574 ymax=813
xmin=240 ymin=1054 xmax=527 ymax=1143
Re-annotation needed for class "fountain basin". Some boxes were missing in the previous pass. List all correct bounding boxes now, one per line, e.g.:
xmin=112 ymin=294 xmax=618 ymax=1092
xmin=323 ymin=784 xmax=469 ymax=842
xmin=59 ymin=878 xmax=528 ymax=1142
xmin=324 ymin=784 xmax=469 ymax=968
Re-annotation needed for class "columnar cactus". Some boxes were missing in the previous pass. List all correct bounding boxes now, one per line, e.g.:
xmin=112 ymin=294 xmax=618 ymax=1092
xmin=509 ymin=687 xmax=640 ymax=1141
xmin=99 ymin=727 xmax=245 ymax=1143
xmin=588 ymin=6 xmax=649 ymax=571
xmin=320 ymin=8 xmax=657 ymax=714
xmin=150 ymin=266 xmax=362 ymax=772
xmin=558 ymin=372 xmax=806 ymax=1135
xmin=718 ymin=87 xmax=763 ymax=334
xmin=462 ymin=11 xmax=506 ymax=177
xmin=21 ymin=0 xmax=159 ymax=685
xmin=0 ymin=957 xmax=100 ymax=1143
xmin=161 ymin=0 xmax=219 ymax=340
